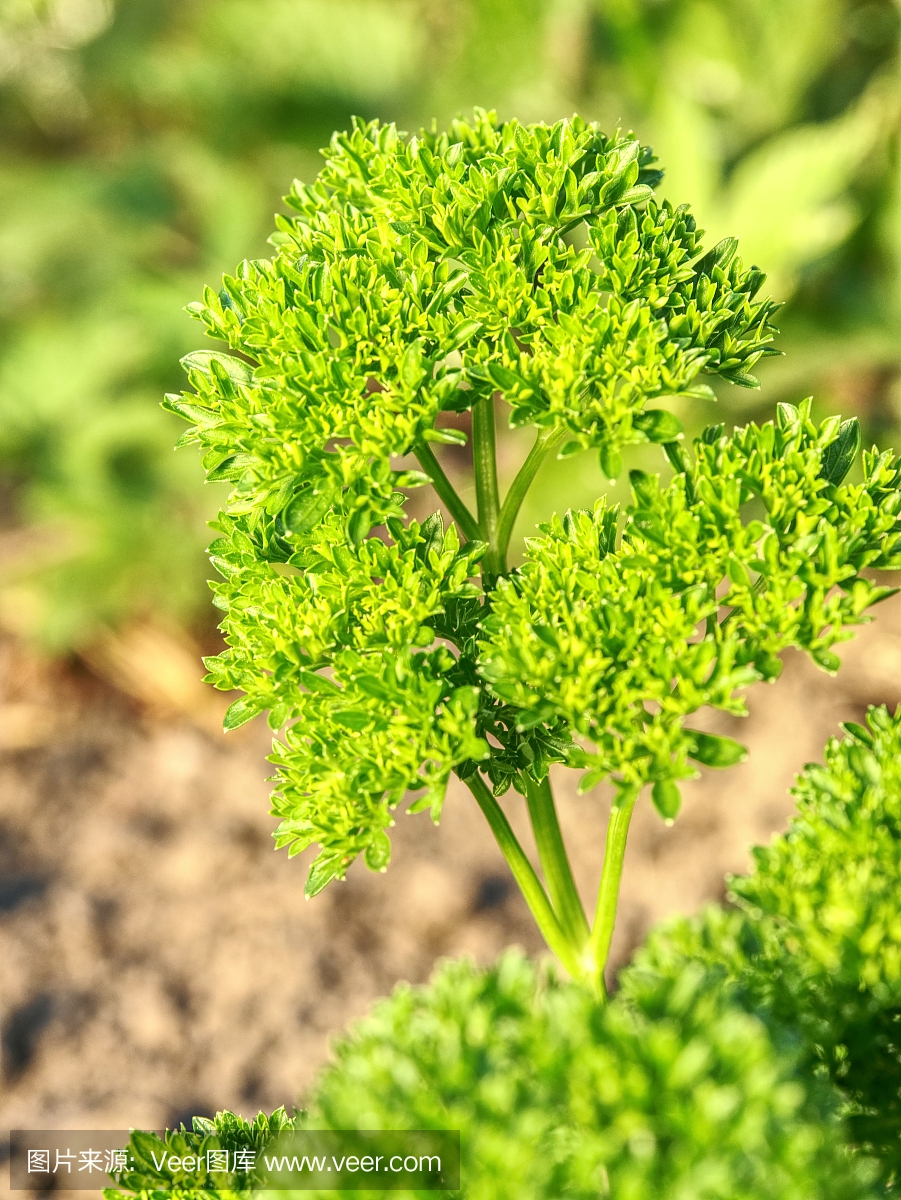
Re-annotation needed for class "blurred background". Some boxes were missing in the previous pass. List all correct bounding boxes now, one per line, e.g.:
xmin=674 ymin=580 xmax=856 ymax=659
xmin=2 ymin=0 xmax=901 ymax=1171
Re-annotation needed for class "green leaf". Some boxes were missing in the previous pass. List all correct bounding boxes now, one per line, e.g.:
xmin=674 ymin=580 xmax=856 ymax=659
xmin=848 ymin=743 xmax=881 ymax=786
xmin=223 ymin=696 xmax=265 ymax=731
xmin=364 ymin=830 xmax=392 ymax=871
xmin=439 ymin=388 xmax=477 ymax=413
xmin=205 ymin=455 xmax=238 ymax=482
xmin=394 ymin=470 xmax=432 ymax=487
xmin=446 ymin=319 xmax=483 ymax=349
xmin=161 ymin=393 xmax=219 ymax=426
xmin=686 ymin=731 xmax=748 ymax=768
xmin=423 ymin=427 xmax=468 ymax=445
xmin=819 ymin=418 xmax=861 ymax=486
xmin=355 ymin=675 xmax=392 ymax=701
xmin=776 ymin=402 xmax=800 ymax=432
xmin=130 ymin=1131 xmax=170 ymax=1174
xmin=652 ymin=779 xmax=682 ymax=822
xmin=348 ymin=508 xmax=372 ymax=545
xmin=181 ymin=350 xmax=254 ymax=385
xmin=678 ymin=382 xmax=717 ymax=402
xmin=305 ymin=852 xmax=344 ymax=897
xmin=725 ymin=557 xmax=752 ymax=588
xmin=407 ymin=773 xmax=450 ymax=822
xmin=334 ymin=710 xmax=372 ymax=731
xmin=418 ymin=511 xmax=445 ymax=560
xmin=840 ymin=721 xmax=874 ymax=748
xmin=634 ymin=409 xmax=684 ymax=443
xmin=282 ymin=486 xmax=336 ymax=534
xmin=695 ymin=236 xmax=739 ymax=275
xmin=400 ymin=339 xmax=427 ymax=390
xmin=598 ymin=442 xmax=623 ymax=481
xmin=515 ymin=701 xmax=557 ymax=731
xmin=812 ymin=647 xmax=841 ymax=673
xmin=486 ymin=362 xmax=530 ymax=393
xmin=297 ymin=670 xmax=341 ymax=695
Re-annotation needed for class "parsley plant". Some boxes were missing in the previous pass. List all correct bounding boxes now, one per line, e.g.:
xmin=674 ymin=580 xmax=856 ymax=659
xmin=167 ymin=110 xmax=901 ymax=996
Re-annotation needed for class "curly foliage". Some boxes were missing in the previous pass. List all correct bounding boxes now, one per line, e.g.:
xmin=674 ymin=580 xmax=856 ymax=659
xmin=203 ymin=510 xmax=488 ymax=893
xmin=202 ymin=399 xmax=901 ymax=888
xmin=624 ymin=708 xmax=901 ymax=1186
xmin=168 ymin=111 xmax=901 ymax=948
xmin=308 ymin=953 xmax=878 ymax=1200
xmin=104 ymin=1108 xmax=298 ymax=1200
xmin=105 ymin=952 xmax=879 ymax=1200
xmin=481 ymin=403 xmax=901 ymax=814
xmin=169 ymin=111 xmax=778 ymax=530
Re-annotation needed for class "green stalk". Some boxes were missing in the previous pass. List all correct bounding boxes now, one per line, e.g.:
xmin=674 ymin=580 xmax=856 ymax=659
xmin=524 ymin=773 xmax=590 ymax=949
xmin=414 ymin=441 xmax=483 ymax=544
xmin=472 ymin=394 xmax=502 ymax=576
xmin=588 ymin=785 xmax=640 ymax=996
xmin=462 ymin=771 xmax=584 ymax=981
xmin=494 ymin=426 xmax=567 ymax=571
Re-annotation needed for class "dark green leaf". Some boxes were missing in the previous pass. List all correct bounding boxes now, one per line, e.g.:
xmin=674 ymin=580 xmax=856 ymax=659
xmin=634 ymin=409 xmax=684 ymax=443
xmin=840 ymin=721 xmax=874 ymax=748
xmin=819 ymin=418 xmax=861 ymax=486
xmin=686 ymin=731 xmax=748 ymax=768
xmin=652 ymin=779 xmax=681 ymax=821
xmin=598 ymin=442 xmax=623 ymax=481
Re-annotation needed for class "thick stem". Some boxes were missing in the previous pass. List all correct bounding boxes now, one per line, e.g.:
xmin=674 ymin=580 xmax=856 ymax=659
xmin=472 ymin=394 xmax=502 ymax=576
xmin=495 ymin=426 xmax=567 ymax=570
xmin=462 ymin=771 xmax=584 ymax=981
xmin=524 ymin=773 xmax=590 ymax=949
xmin=589 ymin=785 xmax=640 ymax=996
xmin=413 ymin=441 xmax=483 ymax=544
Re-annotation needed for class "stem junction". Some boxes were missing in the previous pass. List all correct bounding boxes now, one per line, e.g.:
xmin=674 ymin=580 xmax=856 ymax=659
xmin=425 ymin=392 xmax=633 ymax=1000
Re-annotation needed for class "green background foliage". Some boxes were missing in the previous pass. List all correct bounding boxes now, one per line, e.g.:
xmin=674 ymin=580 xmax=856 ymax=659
xmin=1 ymin=0 xmax=900 ymax=648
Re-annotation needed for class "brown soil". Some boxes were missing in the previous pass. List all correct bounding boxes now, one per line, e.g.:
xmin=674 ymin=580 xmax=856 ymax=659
xmin=2 ymin=596 xmax=901 ymax=1195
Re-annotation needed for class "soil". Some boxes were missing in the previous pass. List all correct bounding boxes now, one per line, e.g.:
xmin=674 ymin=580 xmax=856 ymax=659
xmin=2 ymin=594 xmax=901 ymax=1196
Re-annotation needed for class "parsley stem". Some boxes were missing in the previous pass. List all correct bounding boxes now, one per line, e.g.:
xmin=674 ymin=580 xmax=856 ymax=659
xmin=462 ymin=770 xmax=583 ymax=981
xmin=414 ymin=441 xmax=483 ymax=543
xmin=588 ymin=784 xmax=640 ymax=995
xmin=495 ymin=426 xmax=567 ymax=569
xmin=524 ymin=773 xmax=590 ymax=949
xmin=472 ymin=394 xmax=502 ymax=575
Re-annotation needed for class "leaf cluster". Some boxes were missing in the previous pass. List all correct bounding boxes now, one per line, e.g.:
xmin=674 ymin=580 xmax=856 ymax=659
xmin=104 ymin=1108 xmax=297 ymax=1200
xmin=481 ymin=402 xmax=901 ymax=816
xmin=203 ymin=508 xmax=488 ymax=893
xmin=168 ymin=113 xmax=901 ymax=896
xmin=171 ymin=110 xmax=778 ymax=539
xmin=626 ymin=706 xmax=901 ymax=1186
